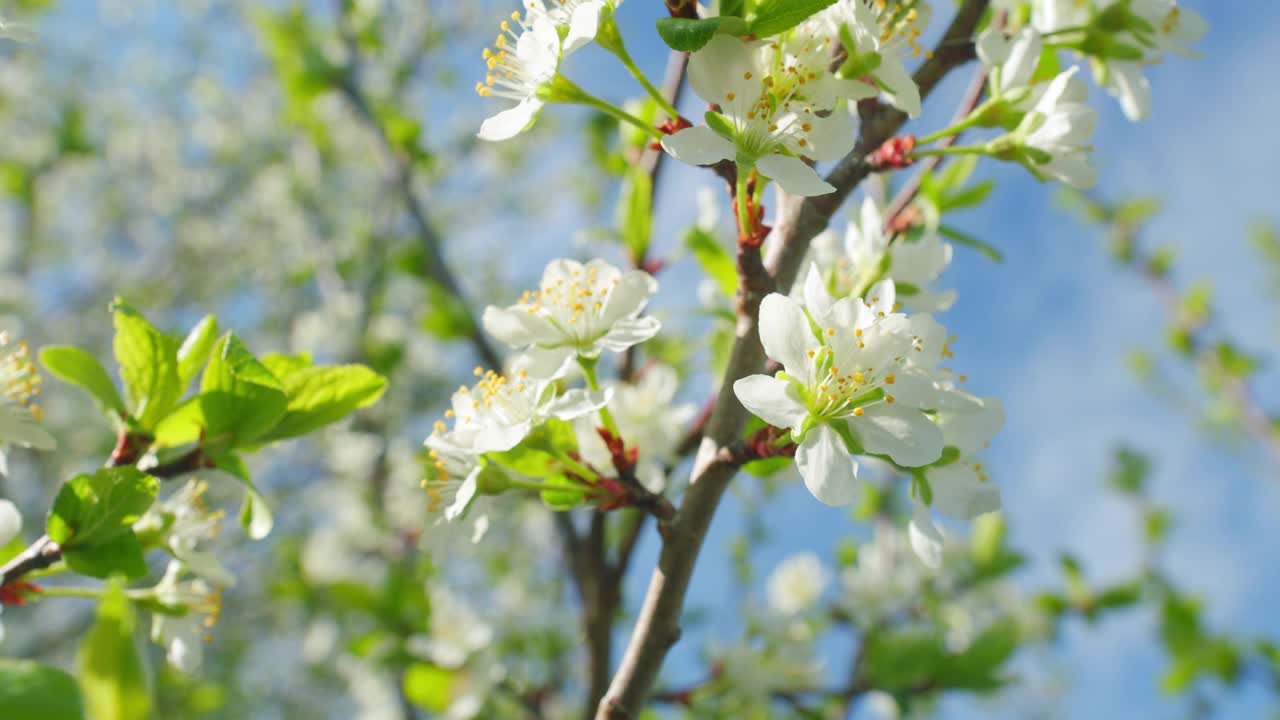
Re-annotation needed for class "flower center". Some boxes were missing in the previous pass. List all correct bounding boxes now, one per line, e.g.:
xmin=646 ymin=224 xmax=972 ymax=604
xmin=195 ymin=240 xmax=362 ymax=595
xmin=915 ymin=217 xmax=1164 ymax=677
xmin=475 ymin=11 xmax=554 ymax=99
xmin=872 ymin=0 xmax=929 ymax=57
xmin=0 ymin=333 xmax=41 ymax=419
xmin=518 ymin=266 xmax=621 ymax=346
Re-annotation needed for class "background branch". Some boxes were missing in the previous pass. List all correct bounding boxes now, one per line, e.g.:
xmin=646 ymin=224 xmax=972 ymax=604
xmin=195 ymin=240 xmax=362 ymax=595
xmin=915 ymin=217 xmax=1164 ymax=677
xmin=334 ymin=9 xmax=501 ymax=370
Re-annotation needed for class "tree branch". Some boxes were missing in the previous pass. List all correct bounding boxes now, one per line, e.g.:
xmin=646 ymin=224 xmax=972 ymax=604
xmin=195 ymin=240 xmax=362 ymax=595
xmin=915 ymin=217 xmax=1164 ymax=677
xmin=334 ymin=11 xmax=502 ymax=370
xmin=595 ymin=3 xmax=990 ymax=716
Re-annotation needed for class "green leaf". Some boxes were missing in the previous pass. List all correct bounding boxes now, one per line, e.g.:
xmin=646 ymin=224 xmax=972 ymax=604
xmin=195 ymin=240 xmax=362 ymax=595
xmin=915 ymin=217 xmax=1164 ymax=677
xmin=40 ymin=346 xmax=126 ymax=417
xmin=862 ymin=627 xmax=944 ymax=691
xmin=258 ymin=365 xmax=387 ymax=441
xmin=0 ymin=659 xmax=85 ymax=720
xmin=617 ymin=168 xmax=653 ymax=262
xmin=1107 ymin=447 xmax=1149 ymax=496
xmin=46 ymin=468 xmax=156 ymax=580
xmin=402 ymin=664 xmax=454 ymax=712
xmin=654 ymin=16 xmax=748 ymax=52
xmin=176 ymin=315 xmax=219 ymax=390
xmin=934 ymin=154 xmax=980 ymax=189
xmin=62 ymin=533 xmax=148 ymax=581
xmin=1113 ymin=196 xmax=1162 ymax=225
xmin=112 ymin=300 xmax=182 ymax=429
xmin=261 ymin=352 xmax=312 ymax=380
xmin=1214 ymin=341 xmax=1261 ymax=378
xmin=740 ymin=456 xmax=791 ymax=477
xmin=684 ymin=227 xmax=738 ymax=298
xmin=934 ymin=618 xmax=1019 ymax=691
xmin=940 ymin=179 xmax=995 ymax=211
xmin=78 ymin=581 xmax=151 ymax=720
xmin=156 ymin=333 xmax=288 ymax=449
xmin=938 ymin=225 xmax=1004 ymax=262
xmin=749 ymin=0 xmax=837 ymax=38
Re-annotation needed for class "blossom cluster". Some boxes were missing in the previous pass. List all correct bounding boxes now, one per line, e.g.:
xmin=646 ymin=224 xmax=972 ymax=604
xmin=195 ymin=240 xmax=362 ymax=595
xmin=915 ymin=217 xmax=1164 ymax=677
xmin=995 ymin=0 xmax=1207 ymax=121
xmin=424 ymin=258 xmax=673 ymax=525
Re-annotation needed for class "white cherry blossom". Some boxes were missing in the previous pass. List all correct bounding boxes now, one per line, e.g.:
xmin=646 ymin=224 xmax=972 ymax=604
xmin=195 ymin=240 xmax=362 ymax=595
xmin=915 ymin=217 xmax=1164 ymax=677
xmin=522 ymin=0 xmax=618 ymax=54
xmin=429 ymin=354 xmax=609 ymax=456
xmin=840 ymin=524 xmax=924 ymax=624
xmin=0 ymin=334 xmax=55 ymax=473
xmin=661 ymin=34 xmax=866 ymax=196
xmin=1003 ymin=66 xmax=1098 ymax=188
xmin=134 ymin=479 xmax=235 ymax=587
xmin=573 ymin=363 xmax=696 ymax=493
xmin=767 ymin=552 xmax=830 ymax=615
xmin=733 ymin=273 xmax=950 ymax=506
xmin=809 ymin=197 xmax=956 ymax=313
xmin=483 ymin=258 xmax=660 ymax=375
xmin=0 ymin=498 xmax=19 ymax=645
xmin=1104 ymin=1 xmax=1208 ymax=120
xmin=420 ymin=442 xmax=484 ymax=523
xmin=151 ymin=561 xmax=223 ymax=673
xmin=909 ymin=385 xmax=1005 ymax=567
xmin=814 ymin=0 xmax=932 ymax=117
xmin=408 ymin=586 xmax=494 ymax=669
xmin=475 ymin=11 xmax=564 ymax=141
xmin=977 ymin=26 xmax=1043 ymax=97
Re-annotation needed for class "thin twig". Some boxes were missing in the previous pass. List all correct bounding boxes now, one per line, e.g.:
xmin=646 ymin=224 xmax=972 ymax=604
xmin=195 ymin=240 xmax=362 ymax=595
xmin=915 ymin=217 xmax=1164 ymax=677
xmin=883 ymin=64 xmax=990 ymax=232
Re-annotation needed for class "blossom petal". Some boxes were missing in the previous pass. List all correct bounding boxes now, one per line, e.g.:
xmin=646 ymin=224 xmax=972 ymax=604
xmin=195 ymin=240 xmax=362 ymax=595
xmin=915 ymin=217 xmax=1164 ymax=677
xmin=874 ymin=56 xmax=921 ymax=118
xmin=1108 ymin=61 xmax=1151 ymax=122
xmin=936 ymin=395 xmax=1004 ymax=455
xmin=733 ymin=374 xmax=806 ymax=433
xmin=976 ymin=26 xmax=1010 ymax=68
xmin=866 ymin=278 xmax=896 ymax=318
xmin=599 ymin=316 xmax=662 ymax=352
xmin=908 ymin=499 xmax=944 ymax=568
xmin=884 ymin=369 xmax=940 ymax=409
xmin=483 ymin=305 xmax=545 ymax=348
xmin=517 ymin=347 xmax=575 ymax=380
xmin=470 ymin=514 xmax=490 ymax=543
xmin=757 ymin=154 xmax=834 ymax=196
xmin=929 ymin=464 xmax=1000 ymax=519
xmin=805 ymin=108 xmax=857 ymax=162
xmin=473 ymin=420 xmax=533 ymax=453
xmin=0 ymin=499 xmax=21 ymax=547
xmin=563 ymin=1 xmax=603 ymax=54
xmin=687 ymin=34 xmax=758 ymax=106
xmin=444 ymin=468 xmax=480 ymax=522
xmin=796 ymin=424 xmax=859 ymax=506
xmin=548 ymin=387 xmax=612 ymax=421
xmin=478 ymin=97 xmax=544 ymax=142
xmin=758 ymin=293 xmax=818 ymax=379
xmin=850 ymin=403 xmax=943 ymax=467
xmin=600 ymin=269 xmax=658 ymax=326
xmin=802 ymin=263 xmax=834 ymax=323
xmin=1004 ymin=28 xmax=1043 ymax=92
xmin=661 ymin=126 xmax=736 ymax=166
xmin=0 ymin=407 xmax=56 ymax=450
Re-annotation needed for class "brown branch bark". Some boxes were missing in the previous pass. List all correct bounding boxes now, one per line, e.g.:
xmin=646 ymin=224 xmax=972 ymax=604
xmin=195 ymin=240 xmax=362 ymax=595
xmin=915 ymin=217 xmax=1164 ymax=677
xmin=594 ymin=3 xmax=990 ymax=716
